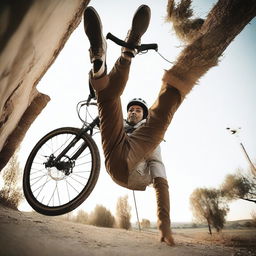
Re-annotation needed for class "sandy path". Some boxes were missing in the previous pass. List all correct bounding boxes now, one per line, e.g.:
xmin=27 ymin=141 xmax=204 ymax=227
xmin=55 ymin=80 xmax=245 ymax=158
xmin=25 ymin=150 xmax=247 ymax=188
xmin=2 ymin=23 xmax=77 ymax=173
xmin=0 ymin=205 xmax=239 ymax=256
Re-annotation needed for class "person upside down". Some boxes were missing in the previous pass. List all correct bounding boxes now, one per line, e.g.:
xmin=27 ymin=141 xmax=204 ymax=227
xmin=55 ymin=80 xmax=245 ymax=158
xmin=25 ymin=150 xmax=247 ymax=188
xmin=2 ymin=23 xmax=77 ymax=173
xmin=83 ymin=5 xmax=188 ymax=246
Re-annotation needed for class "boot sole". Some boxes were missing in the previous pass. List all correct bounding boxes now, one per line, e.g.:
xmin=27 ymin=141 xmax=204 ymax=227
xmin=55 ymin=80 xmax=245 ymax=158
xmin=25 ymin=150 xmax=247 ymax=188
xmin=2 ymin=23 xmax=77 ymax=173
xmin=83 ymin=6 xmax=104 ymax=49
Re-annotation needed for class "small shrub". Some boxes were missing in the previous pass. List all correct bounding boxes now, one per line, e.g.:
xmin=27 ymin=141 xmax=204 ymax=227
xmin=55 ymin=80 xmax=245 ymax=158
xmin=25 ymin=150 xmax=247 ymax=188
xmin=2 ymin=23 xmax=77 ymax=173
xmin=0 ymin=189 xmax=23 ymax=209
xmin=251 ymin=211 xmax=256 ymax=227
xmin=88 ymin=205 xmax=115 ymax=228
xmin=75 ymin=209 xmax=89 ymax=224
xmin=0 ymin=152 xmax=23 ymax=210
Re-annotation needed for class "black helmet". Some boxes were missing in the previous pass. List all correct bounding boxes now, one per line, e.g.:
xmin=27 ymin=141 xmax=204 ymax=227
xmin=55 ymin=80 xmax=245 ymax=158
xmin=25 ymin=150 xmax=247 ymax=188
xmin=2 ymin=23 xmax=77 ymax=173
xmin=127 ymin=98 xmax=148 ymax=119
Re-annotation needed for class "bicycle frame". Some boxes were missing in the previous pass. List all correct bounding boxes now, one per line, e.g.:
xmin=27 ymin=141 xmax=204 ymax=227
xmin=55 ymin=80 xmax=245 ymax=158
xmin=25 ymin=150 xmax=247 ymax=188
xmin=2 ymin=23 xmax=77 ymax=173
xmin=58 ymin=116 xmax=99 ymax=162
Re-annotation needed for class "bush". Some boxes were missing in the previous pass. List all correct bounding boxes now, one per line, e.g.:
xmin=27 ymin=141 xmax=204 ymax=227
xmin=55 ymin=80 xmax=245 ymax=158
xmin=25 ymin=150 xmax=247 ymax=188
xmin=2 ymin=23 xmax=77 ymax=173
xmin=141 ymin=219 xmax=151 ymax=229
xmin=243 ymin=221 xmax=253 ymax=228
xmin=75 ymin=209 xmax=89 ymax=224
xmin=251 ymin=211 xmax=256 ymax=227
xmin=0 ymin=152 xmax=23 ymax=210
xmin=88 ymin=205 xmax=115 ymax=228
xmin=0 ymin=190 xmax=23 ymax=209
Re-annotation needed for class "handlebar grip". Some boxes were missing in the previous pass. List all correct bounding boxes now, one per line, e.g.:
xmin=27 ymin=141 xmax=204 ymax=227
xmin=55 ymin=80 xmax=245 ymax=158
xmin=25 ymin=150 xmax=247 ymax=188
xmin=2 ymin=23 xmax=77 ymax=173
xmin=106 ymin=33 xmax=135 ymax=50
xmin=137 ymin=43 xmax=158 ymax=52
xmin=106 ymin=33 xmax=122 ymax=45
xmin=106 ymin=32 xmax=158 ymax=52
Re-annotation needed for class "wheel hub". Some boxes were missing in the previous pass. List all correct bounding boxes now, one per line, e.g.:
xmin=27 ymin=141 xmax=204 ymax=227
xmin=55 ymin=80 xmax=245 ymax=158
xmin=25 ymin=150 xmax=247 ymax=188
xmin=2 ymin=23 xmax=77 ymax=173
xmin=45 ymin=155 xmax=75 ymax=180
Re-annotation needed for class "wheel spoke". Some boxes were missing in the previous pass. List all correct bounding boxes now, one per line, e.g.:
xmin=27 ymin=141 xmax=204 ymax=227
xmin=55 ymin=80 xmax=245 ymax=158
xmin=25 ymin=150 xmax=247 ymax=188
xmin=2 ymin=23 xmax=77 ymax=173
xmin=30 ymin=167 xmax=47 ymax=174
xmin=72 ymin=170 xmax=91 ymax=173
xmin=34 ymin=176 xmax=51 ymax=199
xmin=66 ymin=179 xmax=80 ymax=194
xmin=69 ymin=175 xmax=86 ymax=187
xmin=52 ymin=134 xmax=74 ymax=155
xmin=47 ymin=182 xmax=61 ymax=207
xmin=32 ymin=161 xmax=45 ymax=165
xmin=72 ymin=173 xmax=89 ymax=180
xmin=30 ymin=173 xmax=47 ymax=182
xmin=76 ymin=152 xmax=91 ymax=160
xmin=74 ymin=161 xmax=92 ymax=167
xmin=57 ymin=182 xmax=61 ymax=205
xmin=47 ymin=182 xmax=57 ymax=206
xmin=66 ymin=180 xmax=71 ymax=202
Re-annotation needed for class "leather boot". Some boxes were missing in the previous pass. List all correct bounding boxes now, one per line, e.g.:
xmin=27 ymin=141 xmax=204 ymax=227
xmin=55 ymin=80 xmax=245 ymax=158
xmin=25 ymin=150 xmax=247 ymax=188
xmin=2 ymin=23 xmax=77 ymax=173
xmin=84 ymin=6 xmax=107 ymax=78
xmin=122 ymin=5 xmax=151 ymax=58
xmin=153 ymin=177 xmax=175 ymax=246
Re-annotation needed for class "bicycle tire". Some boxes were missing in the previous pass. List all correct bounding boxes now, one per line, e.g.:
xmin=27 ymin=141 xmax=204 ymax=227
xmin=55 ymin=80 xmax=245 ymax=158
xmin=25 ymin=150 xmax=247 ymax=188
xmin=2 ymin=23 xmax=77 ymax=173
xmin=23 ymin=127 xmax=100 ymax=216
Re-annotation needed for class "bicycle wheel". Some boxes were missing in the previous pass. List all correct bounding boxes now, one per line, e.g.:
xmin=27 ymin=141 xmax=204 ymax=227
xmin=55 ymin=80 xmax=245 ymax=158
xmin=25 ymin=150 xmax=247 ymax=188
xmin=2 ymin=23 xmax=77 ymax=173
xmin=23 ymin=127 xmax=100 ymax=216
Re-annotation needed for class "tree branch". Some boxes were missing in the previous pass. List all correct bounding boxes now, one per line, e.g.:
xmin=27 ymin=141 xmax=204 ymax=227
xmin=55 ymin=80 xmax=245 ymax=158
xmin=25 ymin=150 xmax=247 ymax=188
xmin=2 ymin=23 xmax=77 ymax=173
xmin=164 ymin=0 xmax=256 ymax=96
xmin=166 ymin=0 xmax=204 ymax=43
xmin=240 ymin=197 xmax=256 ymax=204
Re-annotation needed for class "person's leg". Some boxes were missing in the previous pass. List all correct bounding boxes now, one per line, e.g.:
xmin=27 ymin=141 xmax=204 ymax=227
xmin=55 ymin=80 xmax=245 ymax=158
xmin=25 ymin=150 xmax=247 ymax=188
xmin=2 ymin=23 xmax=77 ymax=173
xmin=89 ymin=56 xmax=132 ymax=187
xmin=126 ymin=81 xmax=183 ymax=246
xmin=84 ymin=5 xmax=151 ymax=186
xmin=125 ymin=81 xmax=184 ymax=171
xmin=154 ymin=177 xmax=175 ymax=246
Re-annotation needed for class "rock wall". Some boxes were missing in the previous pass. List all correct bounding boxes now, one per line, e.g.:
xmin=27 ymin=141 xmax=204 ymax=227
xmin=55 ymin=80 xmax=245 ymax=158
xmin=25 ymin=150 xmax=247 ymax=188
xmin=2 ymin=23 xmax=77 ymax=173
xmin=0 ymin=0 xmax=90 ymax=170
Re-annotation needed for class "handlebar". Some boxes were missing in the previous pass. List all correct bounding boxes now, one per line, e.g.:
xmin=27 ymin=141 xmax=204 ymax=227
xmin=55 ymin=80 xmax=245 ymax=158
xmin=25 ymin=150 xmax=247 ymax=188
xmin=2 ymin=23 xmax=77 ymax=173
xmin=106 ymin=33 xmax=158 ymax=52
xmin=85 ymin=33 xmax=158 ymax=108
xmin=76 ymin=98 xmax=98 ymax=124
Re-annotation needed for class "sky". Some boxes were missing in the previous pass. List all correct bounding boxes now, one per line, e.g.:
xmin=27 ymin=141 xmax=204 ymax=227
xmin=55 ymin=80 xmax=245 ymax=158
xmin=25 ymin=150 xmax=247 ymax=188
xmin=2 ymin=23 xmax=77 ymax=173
xmin=3 ymin=0 xmax=256 ymax=223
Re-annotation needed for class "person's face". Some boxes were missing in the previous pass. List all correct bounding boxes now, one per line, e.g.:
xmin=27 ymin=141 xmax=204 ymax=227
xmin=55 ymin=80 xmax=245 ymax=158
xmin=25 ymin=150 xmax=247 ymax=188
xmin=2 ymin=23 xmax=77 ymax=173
xmin=127 ymin=105 xmax=144 ymax=125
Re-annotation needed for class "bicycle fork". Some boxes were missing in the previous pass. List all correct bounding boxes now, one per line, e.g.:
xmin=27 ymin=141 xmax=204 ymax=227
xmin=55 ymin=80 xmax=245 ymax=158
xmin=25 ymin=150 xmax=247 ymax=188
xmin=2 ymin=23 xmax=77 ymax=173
xmin=45 ymin=117 xmax=100 ymax=174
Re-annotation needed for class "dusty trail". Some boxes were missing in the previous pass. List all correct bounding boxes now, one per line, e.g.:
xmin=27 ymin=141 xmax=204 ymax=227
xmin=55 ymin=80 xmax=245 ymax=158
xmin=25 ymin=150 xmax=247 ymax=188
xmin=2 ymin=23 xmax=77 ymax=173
xmin=0 ymin=205 xmax=250 ymax=256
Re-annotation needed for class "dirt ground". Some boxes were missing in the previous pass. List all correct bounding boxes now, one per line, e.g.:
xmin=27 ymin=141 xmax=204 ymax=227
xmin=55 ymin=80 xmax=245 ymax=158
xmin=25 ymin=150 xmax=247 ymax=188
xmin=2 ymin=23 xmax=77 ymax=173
xmin=0 ymin=205 xmax=255 ymax=256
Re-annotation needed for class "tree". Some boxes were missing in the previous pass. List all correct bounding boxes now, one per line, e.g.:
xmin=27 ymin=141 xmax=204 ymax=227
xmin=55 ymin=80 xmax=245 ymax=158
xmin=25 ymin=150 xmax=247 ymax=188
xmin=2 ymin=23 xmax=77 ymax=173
xmin=141 ymin=219 xmax=151 ymax=229
xmin=116 ymin=195 xmax=132 ymax=230
xmin=221 ymin=170 xmax=256 ymax=203
xmin=60 ymin=212 xmax=74 ymax=222
xmin=165 ymin=0 xmax=256 ymax=97
xmin=75 ymin=209 xmax=89 ymax=224
xmin=251 ymin=211 xmax=256 ymax=227
xmin=0 ymin=151 xmax=23 ymax=209
xmin=88 ymin=205 xmax=115 ymax=228
xmin=190 ymin=188 xmax=229 ymax=234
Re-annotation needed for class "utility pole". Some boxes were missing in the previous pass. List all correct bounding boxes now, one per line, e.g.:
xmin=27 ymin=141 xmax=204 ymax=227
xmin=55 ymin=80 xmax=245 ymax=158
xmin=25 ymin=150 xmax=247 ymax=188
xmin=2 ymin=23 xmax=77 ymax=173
xmin=226 ymin=127 xmax=256 ymax=176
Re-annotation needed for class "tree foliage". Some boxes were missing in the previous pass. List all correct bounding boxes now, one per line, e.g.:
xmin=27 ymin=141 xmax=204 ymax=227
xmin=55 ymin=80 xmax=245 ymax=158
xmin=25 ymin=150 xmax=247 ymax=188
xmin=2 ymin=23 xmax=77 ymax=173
xmin=116 ymin=195 xmax=132 ymax=230
xmin=190 ymin=188 xmax=229 ymax=234
xmin=88 ymin=205 xmax=115 ymax=228
xmin=141 ymin=218 xmax=151 ymax=229
xmin=221 ymin=169 xmax=256 ymax=203
xmin=75 ymin=209 xmax=89 ymax=224
xmin=0 ymin=152 xmax=23 ymax=209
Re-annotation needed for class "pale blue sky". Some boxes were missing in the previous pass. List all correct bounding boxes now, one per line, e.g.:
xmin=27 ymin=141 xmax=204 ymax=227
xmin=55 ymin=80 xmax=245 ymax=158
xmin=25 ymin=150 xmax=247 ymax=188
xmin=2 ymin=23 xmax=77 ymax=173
xmin=14 ymin=0 xmax=256 ymax=222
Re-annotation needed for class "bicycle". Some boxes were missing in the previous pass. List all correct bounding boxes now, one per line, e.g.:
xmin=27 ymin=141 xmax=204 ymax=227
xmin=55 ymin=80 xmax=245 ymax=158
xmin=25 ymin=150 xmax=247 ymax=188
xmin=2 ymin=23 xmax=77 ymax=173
xmin=23 ymin=34 xmax=158 ymax=216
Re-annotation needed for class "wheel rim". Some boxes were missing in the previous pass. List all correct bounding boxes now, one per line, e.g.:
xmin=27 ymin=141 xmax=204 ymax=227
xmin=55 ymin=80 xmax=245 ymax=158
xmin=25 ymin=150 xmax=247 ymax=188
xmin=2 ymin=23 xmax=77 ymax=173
xmin=27 ymin=131 xmax=94 ymax=208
